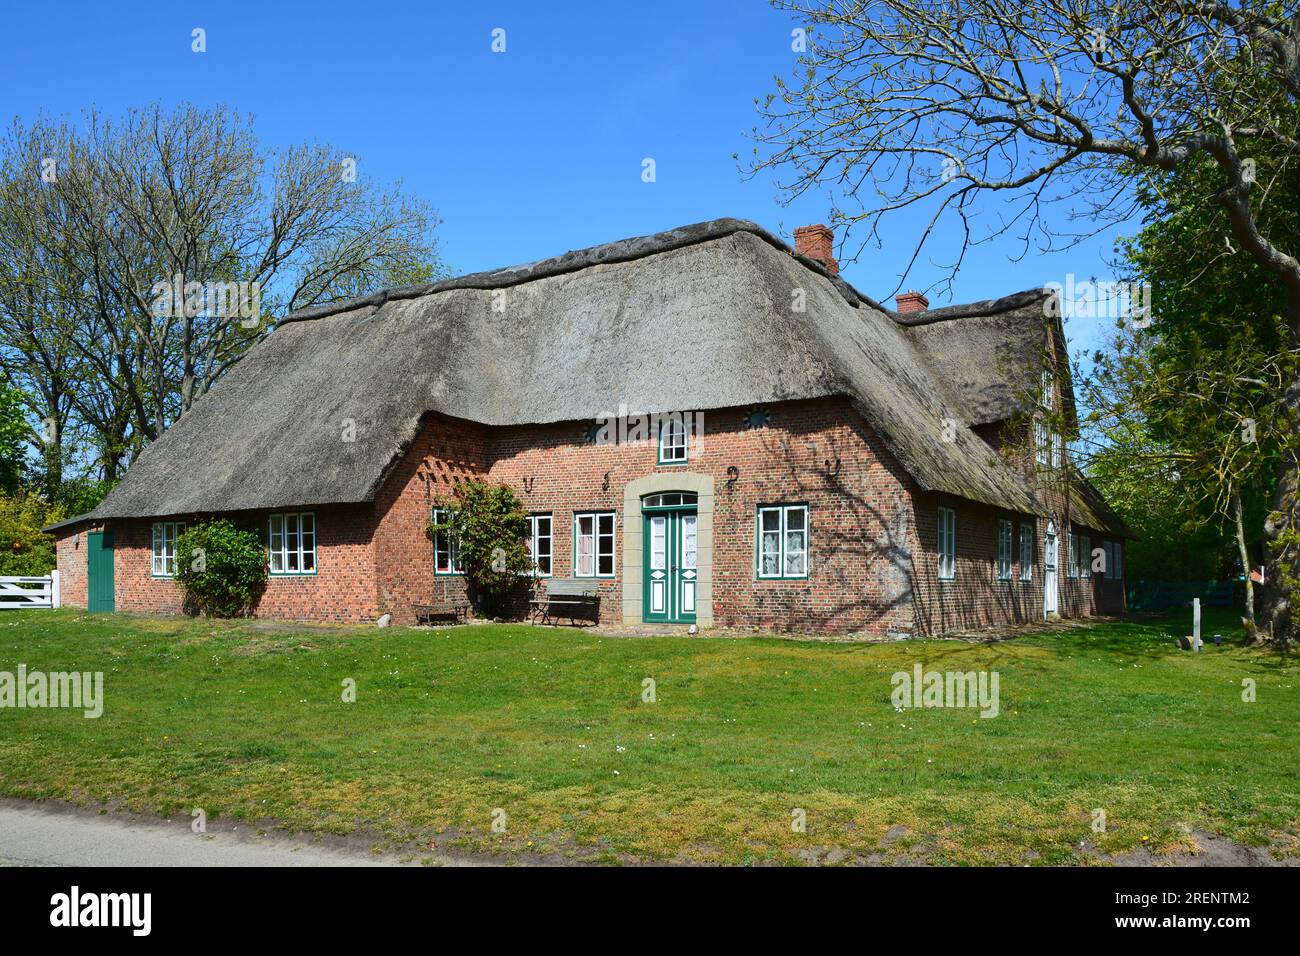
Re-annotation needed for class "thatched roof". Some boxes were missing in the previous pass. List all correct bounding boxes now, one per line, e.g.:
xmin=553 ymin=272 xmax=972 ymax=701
xmin=1068 ymin=471 xmax=1135 ymax=539
xmin=73 ymin=218 xmax=1124 ymax=534
xmin=898 ymin=291 xmax=1078 ymax=430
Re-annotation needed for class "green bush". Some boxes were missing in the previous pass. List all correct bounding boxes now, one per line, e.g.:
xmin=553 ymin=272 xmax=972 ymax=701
xmin=173 ymin=520 xmax=267 ymax=617
xmin=429 ymin=480 xmax=532 ymax=616
xmin=0 ymin=491 xmax=63 ymax=576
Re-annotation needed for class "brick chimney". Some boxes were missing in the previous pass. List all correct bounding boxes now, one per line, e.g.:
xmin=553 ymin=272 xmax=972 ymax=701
xmin=895 ymin=290 xmax=929 ymax=314
xmin=793 ymin=224 xmax=838 ymax=275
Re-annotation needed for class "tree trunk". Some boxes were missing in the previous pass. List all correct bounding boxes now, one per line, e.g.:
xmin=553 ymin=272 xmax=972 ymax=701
xmin=1259 ymin=293 xmax=1300 ymax=647
xmin=1233 ymin=487 xmax=1255 ymax=634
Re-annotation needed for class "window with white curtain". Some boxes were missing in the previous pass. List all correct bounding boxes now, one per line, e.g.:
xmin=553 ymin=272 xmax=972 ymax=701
xmin=574 ymin=512 xmax=615 ymax=577
xmin=756 ymin=504 xmax=809 ymax=579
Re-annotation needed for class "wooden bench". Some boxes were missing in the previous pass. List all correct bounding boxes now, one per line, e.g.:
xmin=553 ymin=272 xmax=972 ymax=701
xmin=530 ymin=578 xmax=600 ymax=626
xmin=413 ymin=601 xmax=469 ymax=625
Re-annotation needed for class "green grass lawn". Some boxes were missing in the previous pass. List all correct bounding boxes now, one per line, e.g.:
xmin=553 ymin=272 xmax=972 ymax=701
xmin=1 ymin=608 xmax=1296 ymax=864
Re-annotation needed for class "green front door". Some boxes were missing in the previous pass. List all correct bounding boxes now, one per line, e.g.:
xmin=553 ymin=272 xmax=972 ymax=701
xmin=642 ymin=502 xmax=698 ymax=624
xmin=87 ymin=530 xmax=115 ymax=613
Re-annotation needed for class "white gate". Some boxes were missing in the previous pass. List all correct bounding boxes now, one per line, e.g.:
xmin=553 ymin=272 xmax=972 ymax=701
xmin=0 ymin=572 xmax=60 ymax=610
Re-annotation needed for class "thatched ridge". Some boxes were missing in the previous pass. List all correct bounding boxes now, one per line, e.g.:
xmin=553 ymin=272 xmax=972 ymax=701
xmin=66 ymin=218 xmax=1124 ymax=534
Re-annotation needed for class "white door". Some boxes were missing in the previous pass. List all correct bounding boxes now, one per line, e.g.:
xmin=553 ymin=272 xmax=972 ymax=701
xmin=1043 ymin=521 xmax=1058 ymax=617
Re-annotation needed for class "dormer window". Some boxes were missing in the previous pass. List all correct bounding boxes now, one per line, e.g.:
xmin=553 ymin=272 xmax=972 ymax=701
xmin=658 ymin=415 xmax=689 ymax=464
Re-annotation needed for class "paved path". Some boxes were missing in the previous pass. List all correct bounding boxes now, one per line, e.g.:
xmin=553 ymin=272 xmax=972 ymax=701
xmin=0 ymin=802 xmax=460 ymax=867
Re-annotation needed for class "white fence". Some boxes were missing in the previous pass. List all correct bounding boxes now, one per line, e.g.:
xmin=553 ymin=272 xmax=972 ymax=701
xmin=0 ymin=572 xmax=60 ymax=610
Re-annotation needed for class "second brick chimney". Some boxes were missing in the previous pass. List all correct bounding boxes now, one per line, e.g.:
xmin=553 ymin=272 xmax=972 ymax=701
xmin=793 ymin=224 xmax=838 ymax=275
xmin=895 ymin=290 xmax=930 ymax=314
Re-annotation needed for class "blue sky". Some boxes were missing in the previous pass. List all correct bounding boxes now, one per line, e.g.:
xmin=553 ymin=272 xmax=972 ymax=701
xmin=0 ymin=0 xmax=1129 ymax=353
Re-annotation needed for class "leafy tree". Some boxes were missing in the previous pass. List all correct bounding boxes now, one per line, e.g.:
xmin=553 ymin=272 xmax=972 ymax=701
xmin=1079 ymin=315 xmax=1295 ymax=626
xmin=49 ymin=475 xmax=115 ymax=516
xmin=1086 ymin=425 xmax=1227 ymax=582
xmin=428 ymin=480 xmax=532 ymax=617
xmin=173 ymin=520 xmax=268 ymax=618
xmin=0 ymin=103 xmax=445 ymax=482
xmin=0 ymin=490 xmax=62 ymax=576
xmin=1075 ymin=121 xmax=1300 ymax=631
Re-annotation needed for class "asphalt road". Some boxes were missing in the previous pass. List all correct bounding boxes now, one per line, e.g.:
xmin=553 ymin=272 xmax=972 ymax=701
xmin=0 ymin=802 xmax=453 ymax=867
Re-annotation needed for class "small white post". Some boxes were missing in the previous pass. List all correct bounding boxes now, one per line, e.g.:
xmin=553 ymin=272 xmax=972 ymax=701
xmin=51 ymin=569 xmax=61 ymax=609
xmin=1193 ymin=597 xmax=1202 ymax=652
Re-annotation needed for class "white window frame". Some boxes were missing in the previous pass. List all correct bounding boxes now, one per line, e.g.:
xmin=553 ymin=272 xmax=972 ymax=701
xmin=1080 ymin=534 xmax=1092 ymax=577
xmin=658 ymin=415 xmax=689 ymax=464
xmin=937 ymin=506 xmax=957 ymax=581
xmin=528 ymin=513 xmax=553 ymax=577
xmin=756 ymin=504 xmax=810 ymax=579
xmin=996 ymin=519 xmax=1012 ymax=581
xmin=1037 ymin=371 xmax=1063 ymax=468
xmin=151 ymin=521 xmax=185 ymax=577
xmin=268 ymin=512 xmax=316 ymax=576
xmin=431 ymin=508 xmax=462 ymax=575
xmin=1019 ymin=523 xmax=1033 ymax=581
xmin=574 ymin=511 xmax=615 ymax=578
xmin=1067 ymin=533 xmax=1078 ymax=578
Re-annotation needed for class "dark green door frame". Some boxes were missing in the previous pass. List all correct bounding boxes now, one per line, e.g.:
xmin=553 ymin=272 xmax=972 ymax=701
xmin=87 ymin=529 xmax=115 ymax=613
xmin=642 ymin=505 xmax=698 ymax=624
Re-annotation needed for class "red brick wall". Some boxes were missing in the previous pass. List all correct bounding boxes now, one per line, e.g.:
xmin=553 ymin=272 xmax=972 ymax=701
xmin=54 ymin=507 xmax=379 ymax=622
xmin=53 ymin=523 xmax=98 ymax=608
xmin=110 ymin=519 xmax=185 ymax=615
xmin=54 ymin=395 xmax=1126 ymax=635
xmin=372 ymin=415 xmax=490 ymax=624
xmin=481 ymin=399 xmax=919 ymax=634
xmin=909 ymin=492 xmax=1126 ymax=634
